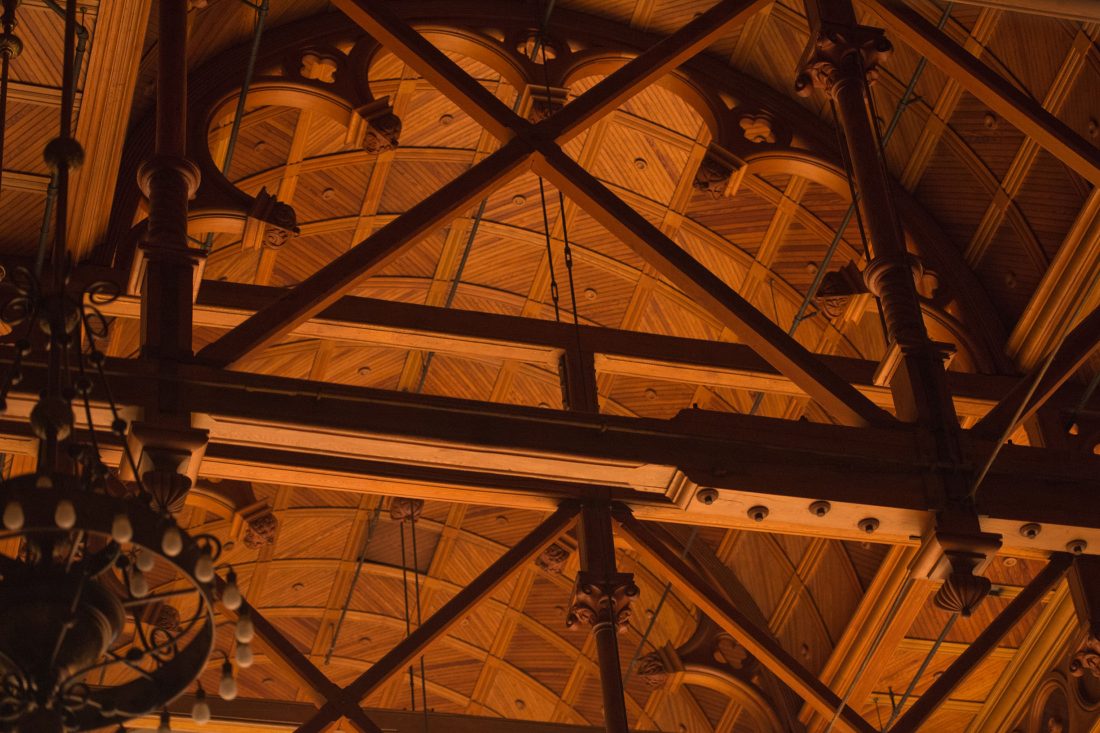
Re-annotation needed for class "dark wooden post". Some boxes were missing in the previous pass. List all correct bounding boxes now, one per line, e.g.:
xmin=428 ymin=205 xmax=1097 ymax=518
xmin=569 ymin=501 xmax=636 ymax=733
xmin=796 ymin=0 xmax=1000 ymax=615
xmin=139 ymin=0 xmax=201 ymax=364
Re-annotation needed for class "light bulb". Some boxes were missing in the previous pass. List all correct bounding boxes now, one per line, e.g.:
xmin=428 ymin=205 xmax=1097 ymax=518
xmin=162 ymin=525 xmax=182 ymax=557
xmin=130 ymin=567 xmax=149 ymax=598
xmin=235 ymin=609 xmax=254 ymax=644
xmin=3 ymin=500 xmax=23 ymax=530
xmin=221 ymin=570 xmax=242 ymax=611
xmin=194 ymin=551 xmax=214 ymax=583
xmin=219 ymin=661 xmax=237 ymax=701
xmin=157 ymin=709 xmax=171 ymax=733
xmin=136 ymin=548 xmax=155 ymax=572
xmin=54 ymin=499 xmax=76 ymax=529
xmin=235 ymin=641 xmax=253 ymax=668
xmin=111 ymin=513 xmax=133 ymax=543
xmin=191 ymin=687 xmax=211 ymax=725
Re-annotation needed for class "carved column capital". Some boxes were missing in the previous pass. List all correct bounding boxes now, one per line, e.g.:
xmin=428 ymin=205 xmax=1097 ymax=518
xmin=863 ymin=254 xmax=928 ymax=351
xmin=637 ymin=651 xmax=670 ymax=688
xmin=795 ymin=22 xmax=892 ymax=98
xmin=565 ymin=570 xmax=639 ymax=633
xmin=137 ymin=154 xmax=201 ymax=200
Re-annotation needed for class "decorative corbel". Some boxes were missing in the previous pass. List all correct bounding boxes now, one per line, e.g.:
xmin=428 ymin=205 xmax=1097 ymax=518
xmin=118 ymin=422 xmax=209 ymax=514
xmin=241 ymin=187 xmax=299 ymax=252
xmin=693 ymin=143 xmax=746 ymax=199
xmin=349 ymin=98 xmax=402 ymax=154
xmin=188 ymin=478 xmax=279 ymax=549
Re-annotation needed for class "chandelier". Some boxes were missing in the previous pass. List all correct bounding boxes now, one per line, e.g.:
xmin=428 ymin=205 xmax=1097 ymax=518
xmin=0 ymin=1 xmax=248 ymax=730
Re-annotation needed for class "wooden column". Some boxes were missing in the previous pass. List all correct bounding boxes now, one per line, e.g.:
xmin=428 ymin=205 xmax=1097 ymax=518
xmin=139 ymin=0 xmax=201 ymax=364
xmin=570 ymin=502 xmax=635 ymax=733
xmin=797 ymin=0 xmax=999 ymax=615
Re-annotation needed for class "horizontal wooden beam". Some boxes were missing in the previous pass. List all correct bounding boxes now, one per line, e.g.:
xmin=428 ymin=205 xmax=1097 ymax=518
xmin=5 ymin=354 xmax=1098 ymax=554
xmin=868 ymin=0 xmax=1100 ymax=187
xmin=92 ymin=279 xmax=1019 ymax=418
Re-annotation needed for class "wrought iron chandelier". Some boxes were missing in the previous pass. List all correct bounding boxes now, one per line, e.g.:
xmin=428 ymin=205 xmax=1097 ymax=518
xmin=0 ymin=1 xmax=248 ymax=731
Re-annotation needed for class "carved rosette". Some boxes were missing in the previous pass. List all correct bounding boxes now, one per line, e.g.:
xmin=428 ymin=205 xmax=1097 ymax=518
xmin=1071 ymin=635 xmax=1100 ymax=678
xmin=565 ymin=570 xmax=639 ymax=633
xmin=535 ymin=542 xmax=570 ymax=574
xmin=693 ymin=145 xmax=745 ymax=200
xmin=389 ymin=497 xmax=424 ymax=523
xmin=637 ymin=651 xmax=669 ymax=688
xmin=521 ymin=85 xmax=569 ymax=124
xmin=143 ymin=469 xmax=192 ymax=515
xmin=243 ymin=507 xmax=279 ymax=549
xmin=934 ymin=569 xmax=992 ymax=617
xmin=245 ymin=187 xmax=299 ymax=251
xmin=795 ymin=23 xmax=892 ymax=98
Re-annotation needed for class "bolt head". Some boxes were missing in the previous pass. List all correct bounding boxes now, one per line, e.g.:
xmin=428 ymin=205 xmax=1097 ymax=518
xmin=748 ymin=505 xmax=769 ymax=522
xmin=809 ymin=500 xmax=831 ymax=517
xmin=695 ymin=488 xmax=719 ymax=506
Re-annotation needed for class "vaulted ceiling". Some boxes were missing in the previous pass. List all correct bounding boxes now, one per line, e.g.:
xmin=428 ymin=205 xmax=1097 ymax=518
xmin=1 ymin=0 xmax=1099 ymax=732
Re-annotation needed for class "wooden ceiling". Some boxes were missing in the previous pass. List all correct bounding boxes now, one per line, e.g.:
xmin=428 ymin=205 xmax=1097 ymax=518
xmin=1 ymin=0 xmax=1099 ymax=731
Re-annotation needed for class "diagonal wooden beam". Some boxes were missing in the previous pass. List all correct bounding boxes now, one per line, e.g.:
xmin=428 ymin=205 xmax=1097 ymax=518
xmin=888 ymin=553 xmax=1073 ymax=733
xmin=866 ymin=0 xmax=1100 ymax=187
xmin=196 ymin=138 xmax=534 ymax=366
xmin=612 ymin=510 xmax=878 ymax=733
xmin=329 ymin=0 xmax=521 ymax=141
xmin=534 ymin=146 xmax=895 ymax=427
xmin=544 ymin=0 xmax=770 ymax=143
xmin=293 ymin=502 xmax=581 ymax=733
xmin=972 ymin=307 xmax=1100 ymax=441
xmin=214 ymin=576 xmax=384 ymax=733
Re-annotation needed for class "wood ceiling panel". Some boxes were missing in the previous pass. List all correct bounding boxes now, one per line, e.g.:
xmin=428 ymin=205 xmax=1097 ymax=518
xmin=461 ymin=506 xmax=551 ymax=547
xmin=633 ymin=288 xmax=721 ymax=341
xmin=400 ymin=84 xmax=489 ymax=149
xmin=948 ymin=91 xmax=1028 ymax=182
xmin=226 ymin=106 xmax=300 ymax=181
xmin=686 ymin=186 xmax=773 ymax=255
xmin=3 ymin=101 xmax=57 ymax=175
xmin=976 ymin=218 xmax=1043 ymax=324
xmin=1015 ymin=148 xmax=1088 ymax=261
xmin=617 ymin=83 xmax=707 ymax=139
xmin=607 ymin=373 xmax=697 ymax=418
xmin=804 ymin=542 xmax=864 ymax=644
xmin=841 ymin=540 xmax=891 ymax=592
xmin=724 ymin=531 xmax=792 ymax=621
xmin=272 ymin=512 xmax=355 ymax=559
xmin=987 ymin=12 xmax=1076 ymax=101
xmin=0 ymin=190 xmax=46 ymax=256
xmin=504 ymin=625 xmax=574 ymax=698
xmin=324 ymin=342 xmax=409 ymax=391
xmin=499 ymin=364 xmax=563 ymax=409
xmin=293 ymin=164 xmax=375 ymax=223
xmin=420 ymin=352 xmax=504 ymax=400
xmin=254 ymin=563 xmax=338 ymax=609
xmin=566 ymin=207 xmax=649 ymax=270
xmin=271 ymin=230 xmax=355 ymax=285
xmin=914 ymin=137 xmax=989 ymax=250
xmin=378 ymin=159 xmax=472 ymax=213
xmin=457 ymin=234 xmax=546 ymax=296
xmin=10 ymin=6 xmax=72 ymax=87
xmin=302 ymin=114 xmax=349 ymax=159
xmin=589 ymin=120 xmax=691 ymax=205
xmin=204 ymin=239 xmax=262 ymax=283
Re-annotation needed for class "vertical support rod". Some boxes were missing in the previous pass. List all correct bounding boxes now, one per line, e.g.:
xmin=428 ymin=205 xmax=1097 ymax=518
xmin=577 ymin=502 xmax=632 ymax=733
xmin=139 ymin=0 xmax=202 ymax=374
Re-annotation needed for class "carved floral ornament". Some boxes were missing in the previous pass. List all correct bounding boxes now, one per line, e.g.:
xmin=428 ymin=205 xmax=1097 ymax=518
xmin=1071 ymin=635 xmax=1100 ymax=679
xmin=300 ymin=52 xmax=339 ymax=83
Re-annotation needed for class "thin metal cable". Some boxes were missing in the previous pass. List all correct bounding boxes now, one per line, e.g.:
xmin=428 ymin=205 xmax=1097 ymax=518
xmin=0 ymin=0 xmax=17 ymax=192
xmin=623 ymin=526 xmax=699 ymax=684
xmin=880 ymin=612 xmax=958 ymax=730
xmin=414 ymin=0 xmax=559 ymax=391
xmin=200 ymin=0 xmax=268 ymax=252
xmin=1071 ymin=368 xmax=1100 ymax=424
xmin=822 ymin=577 xmax=914 ymax=733
xmin=324 ymin=504 xmax=382 ymax=665
xmin=410 ymin=515 xmax=429 ymax=729
xmin=399 ymin=520 xmax=416 ymax=711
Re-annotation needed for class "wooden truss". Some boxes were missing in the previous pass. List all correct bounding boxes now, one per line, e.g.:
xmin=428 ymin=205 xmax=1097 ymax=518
xmin=18 ymin=0 xmax=1100 ymax=731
